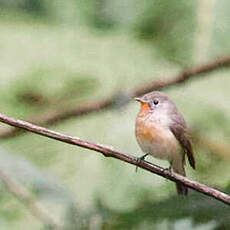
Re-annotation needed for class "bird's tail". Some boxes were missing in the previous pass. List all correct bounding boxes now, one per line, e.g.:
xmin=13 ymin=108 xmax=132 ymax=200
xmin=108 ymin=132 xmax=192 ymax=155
xmin=172 ymin=159 xmax=188 ymax=196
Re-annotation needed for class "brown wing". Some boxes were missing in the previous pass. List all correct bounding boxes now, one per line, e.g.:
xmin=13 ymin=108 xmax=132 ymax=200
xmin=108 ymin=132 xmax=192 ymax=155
xmin=170 ymin=121 xmax=196 ymax=169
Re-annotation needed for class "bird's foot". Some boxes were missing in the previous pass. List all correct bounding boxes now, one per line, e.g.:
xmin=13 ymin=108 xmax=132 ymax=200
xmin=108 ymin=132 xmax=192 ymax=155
xmin=163 ymin=165 xmax=172 ymax=173
xmin=135 ymin=154 xmax=148 ymax=173
xmin=138 ymin=153 xmax=148 ymax=162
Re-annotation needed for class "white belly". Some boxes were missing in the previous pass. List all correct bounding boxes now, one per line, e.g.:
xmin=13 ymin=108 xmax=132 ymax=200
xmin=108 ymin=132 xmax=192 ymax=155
xmin=138 ymin=135 xmax=180 ymax=161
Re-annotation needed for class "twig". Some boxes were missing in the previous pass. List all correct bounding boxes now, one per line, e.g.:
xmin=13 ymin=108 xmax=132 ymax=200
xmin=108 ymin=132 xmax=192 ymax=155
xmin=1 ymin=55 xmax=230 ymax=138
xmin=0 ymin=168 xmax=63 ymax=230
xmin=0 ymin=113 xmax=229 ymax=206
xmin=131 ymin=55 xmax=230 ymax=96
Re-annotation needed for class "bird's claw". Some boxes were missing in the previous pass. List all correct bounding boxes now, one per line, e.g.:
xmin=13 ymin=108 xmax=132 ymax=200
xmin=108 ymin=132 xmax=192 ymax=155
xmin=135 ymin=154 xmax=148 ymax=173
xmin=163 ymin=166 xmax=172 ymax=173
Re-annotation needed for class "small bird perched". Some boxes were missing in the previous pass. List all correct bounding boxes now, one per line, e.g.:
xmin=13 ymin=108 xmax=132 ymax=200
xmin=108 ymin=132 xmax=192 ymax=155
xmin=135 ymin=91 xmax=195 ymax=195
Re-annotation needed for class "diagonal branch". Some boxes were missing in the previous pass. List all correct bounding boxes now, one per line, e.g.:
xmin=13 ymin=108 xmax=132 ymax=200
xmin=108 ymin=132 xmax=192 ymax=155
xmin=0 ymin=113 xmax=229 ymax=206
xmin=0 ymin=168 xmax=63 ymax=230
xmin=131 ymin=55 xmax=230 ymax=96
xmin=1 ymin=55 xmax=230 ymax=138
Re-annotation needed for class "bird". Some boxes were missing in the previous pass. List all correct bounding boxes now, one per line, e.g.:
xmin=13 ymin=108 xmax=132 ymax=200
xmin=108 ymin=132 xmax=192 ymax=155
xmin=135 ymin=91 xmax=195 ymax=195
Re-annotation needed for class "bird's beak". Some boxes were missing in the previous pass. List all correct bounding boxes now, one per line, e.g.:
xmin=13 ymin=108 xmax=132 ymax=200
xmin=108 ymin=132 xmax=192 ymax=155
xmin=135 ymin=97 xmax=145 ymax=103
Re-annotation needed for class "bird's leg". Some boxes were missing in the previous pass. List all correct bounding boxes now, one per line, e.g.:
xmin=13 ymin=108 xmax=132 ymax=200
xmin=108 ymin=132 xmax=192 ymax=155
xmin=163 ymin=161 xmax=172 ymax=173
xmin=135 ymin=153 xmax=148 ymax=172
xmin=138 ymin=153 xmax=149 ymax=161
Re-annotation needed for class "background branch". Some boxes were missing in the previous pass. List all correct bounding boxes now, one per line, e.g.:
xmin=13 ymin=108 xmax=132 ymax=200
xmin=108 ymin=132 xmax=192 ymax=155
xmin=0 ymin=113 xmax=229 ymax=206
xmin=1 ymin=55 xmax=230 ymax=138
xmin=0 ymin=168 xmax=63 ymax=230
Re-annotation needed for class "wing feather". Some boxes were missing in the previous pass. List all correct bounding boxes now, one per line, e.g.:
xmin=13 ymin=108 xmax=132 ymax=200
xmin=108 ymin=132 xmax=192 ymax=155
xmin=170 ymin=117 xmax=196 ymax=169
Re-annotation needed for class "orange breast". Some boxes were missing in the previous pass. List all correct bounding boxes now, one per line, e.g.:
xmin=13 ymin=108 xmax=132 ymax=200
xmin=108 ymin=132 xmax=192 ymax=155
xmin=135 ymin=117 xmax=163 ymax=144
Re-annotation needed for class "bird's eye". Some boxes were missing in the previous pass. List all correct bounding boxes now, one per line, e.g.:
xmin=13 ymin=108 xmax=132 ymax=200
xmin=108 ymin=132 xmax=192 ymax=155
xmin=153 ymin=100 xmax=159 ymax=105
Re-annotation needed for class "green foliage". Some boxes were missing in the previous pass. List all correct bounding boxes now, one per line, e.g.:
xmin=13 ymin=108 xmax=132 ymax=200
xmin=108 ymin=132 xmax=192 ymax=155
xmin=1 ymin=69 xmax=98 ymax=117
xmin=0 ymin=148 xmax=82 ymax=229
xmin=0 ymin=0 xmax=197 ymax=64
xmin=98 ymin=188 xmax=230 ymax=230
xmin=0 ymin=0 xmax=48 ymax=16
xmin=134 ymin=0 xmax=196 ymax=65
xmin=0 ymin=190 xmax=23 ymax=223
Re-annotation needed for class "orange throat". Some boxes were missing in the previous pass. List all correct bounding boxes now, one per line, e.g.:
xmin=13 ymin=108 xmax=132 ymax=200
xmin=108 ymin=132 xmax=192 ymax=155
xmin=139 ymin=102 xmax=151 ymax=116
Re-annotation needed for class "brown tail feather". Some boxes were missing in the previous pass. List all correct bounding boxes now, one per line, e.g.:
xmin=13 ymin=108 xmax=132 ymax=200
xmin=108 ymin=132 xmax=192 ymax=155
xmin=187 ymin=151 xmax=196 ymax=169
xmin=176 ymin=182 xmax=188 ymax=195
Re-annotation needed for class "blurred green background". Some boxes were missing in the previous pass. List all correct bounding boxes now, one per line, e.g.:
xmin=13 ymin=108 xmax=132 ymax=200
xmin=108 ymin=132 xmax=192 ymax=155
xmin=0 ymin=0 xmax=229 ymax=229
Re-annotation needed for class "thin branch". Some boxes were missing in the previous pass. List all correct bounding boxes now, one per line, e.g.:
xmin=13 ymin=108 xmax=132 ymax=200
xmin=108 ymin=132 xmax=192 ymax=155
xmin=0 ymin=168 xmax=63 ymax=230
xmin=0 ymin=113 xmax=229 ymax=206
xmin=1 ymin=55 xmax=230 ymax=138
xmin=131 ymin=55 xmax=230 ymax=96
